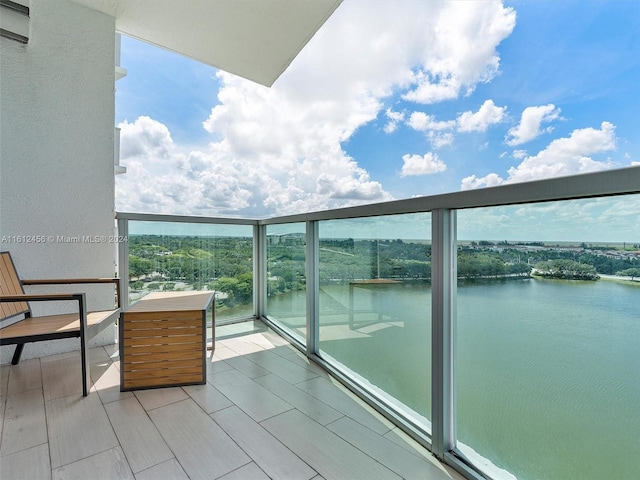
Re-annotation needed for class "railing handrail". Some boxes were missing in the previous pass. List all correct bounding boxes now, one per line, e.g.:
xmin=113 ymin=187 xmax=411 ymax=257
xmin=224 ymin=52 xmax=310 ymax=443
xmin=115 ymin=211 xmax=259 ymax=225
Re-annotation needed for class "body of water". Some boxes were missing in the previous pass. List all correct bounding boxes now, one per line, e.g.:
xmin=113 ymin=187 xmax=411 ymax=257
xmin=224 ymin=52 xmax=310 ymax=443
xmin=457 ymin=279 xmax=640 ymax=480
xmin=268 ymin=278 xmax=640 ymax=479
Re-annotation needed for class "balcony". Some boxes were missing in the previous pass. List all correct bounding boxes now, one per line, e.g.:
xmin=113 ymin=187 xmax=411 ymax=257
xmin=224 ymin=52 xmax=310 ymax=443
xmin=0 ymin=320 xmax=459 ymax=480
xmin=2 ymin=167 xmax=639 ymax=480
xmin=2 ymin=1 xmax=639 ymax=479
xmin=110 ymin=167 xmax=640 ymax=480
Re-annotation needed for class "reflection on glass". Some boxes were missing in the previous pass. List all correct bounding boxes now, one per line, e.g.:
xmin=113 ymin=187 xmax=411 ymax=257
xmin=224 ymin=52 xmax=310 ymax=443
xmin=317 ymin=213 xmax=432 ymax=426
xmin=456 ymin=195 xmax=640 ymax=480
xmin=266 ymin=223 xmax=307 ymax=343
xmin=127 ymin=221 xmax=254 ymax=324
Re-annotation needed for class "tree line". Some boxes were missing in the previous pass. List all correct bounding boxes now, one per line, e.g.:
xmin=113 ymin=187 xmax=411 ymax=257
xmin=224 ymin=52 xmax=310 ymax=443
xmin=128 ymin=235 xmax=639 ymax=308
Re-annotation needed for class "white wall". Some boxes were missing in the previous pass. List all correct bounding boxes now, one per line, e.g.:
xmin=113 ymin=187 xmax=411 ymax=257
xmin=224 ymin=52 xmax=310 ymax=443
xmin=0 ymin=0 xmax=117 ymax=362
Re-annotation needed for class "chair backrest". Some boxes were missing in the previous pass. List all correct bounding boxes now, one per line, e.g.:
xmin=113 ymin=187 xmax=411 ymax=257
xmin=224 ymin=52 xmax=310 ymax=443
xmin=0 ymin=252 xmax=30 ymax=321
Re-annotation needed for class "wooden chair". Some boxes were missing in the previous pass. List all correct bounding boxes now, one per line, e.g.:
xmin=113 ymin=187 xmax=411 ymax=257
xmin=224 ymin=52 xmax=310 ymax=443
xmin=0 ymin=251 xmax=120 ymax=396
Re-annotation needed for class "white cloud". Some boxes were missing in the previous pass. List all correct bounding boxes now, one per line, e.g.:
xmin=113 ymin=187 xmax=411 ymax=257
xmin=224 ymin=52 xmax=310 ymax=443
xmin=428 ymin=131 xmax=455 ymax=148
xmin=407 ymin=98 xmax=505 ymax=148
xmin=406 ymin=112 xmax=456 ymax=148
xmin=117 ymin=1 xmax=517 ymax=216
xmin=505 ymin=104 xmax=562 ymax=146
xmin=460 ymin=173 xmax=505 ymax=190
xmin=460 ymin=122 xmax=618 ymax=190
xmin=512 ymin=149 xmax=527 ymax=159
xmin=400 ymin=153 xmax=447 ymax=176
xmin=402 ymin=2 xmax=516 ymax=104
xmin=505 ymin=121 xmax=616 ymax=182
xmin=407 ymin=112 xmax=456 ymax=132
xmin=119 ymin=116 xmax=174 ymax=161
xmin=457 ymin=100 xmax=507 ymax=132
xmin=384 ymin=108 xmax=405 ymax=133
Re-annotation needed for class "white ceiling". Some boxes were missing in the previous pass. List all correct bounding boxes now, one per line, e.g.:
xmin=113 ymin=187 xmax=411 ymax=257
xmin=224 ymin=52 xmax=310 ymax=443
xmin=70 ymin=0 xmax=343 ymax=86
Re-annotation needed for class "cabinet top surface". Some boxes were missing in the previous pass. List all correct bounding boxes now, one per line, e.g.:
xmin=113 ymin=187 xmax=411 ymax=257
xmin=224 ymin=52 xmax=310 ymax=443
xmin=125 ymin=291 xmax=215 ymax=313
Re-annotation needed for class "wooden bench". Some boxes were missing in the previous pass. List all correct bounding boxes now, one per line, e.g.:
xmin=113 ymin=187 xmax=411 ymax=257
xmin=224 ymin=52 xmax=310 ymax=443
xmin=0 ymin=251 xmax=120 ymax=396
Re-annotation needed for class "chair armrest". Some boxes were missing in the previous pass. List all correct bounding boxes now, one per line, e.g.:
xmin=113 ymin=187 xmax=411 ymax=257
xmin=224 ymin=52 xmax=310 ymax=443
xmin=1 ymin=293 xmax=84 ymax=302
xmin=1 ymin=294 xmax=88 ymax=329
xmin=21 ymin=278 xmax=121 ymax=309
xmin=22 ymin=278 xmax=119 ymax=285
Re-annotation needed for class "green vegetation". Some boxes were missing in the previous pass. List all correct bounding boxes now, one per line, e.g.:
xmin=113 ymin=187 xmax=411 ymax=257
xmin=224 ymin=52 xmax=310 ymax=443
xmin=534 ymin=259 xmax=599 ymax=280
xmin=128 ymin=235 xmax=253 ymax=308
xmin=129 ymin=234 xmax=639 ymax=306
xmin=616 ymin=268 xmax=640 ymax=281
xmin=457 ymin=252 xmax=531 ymax=280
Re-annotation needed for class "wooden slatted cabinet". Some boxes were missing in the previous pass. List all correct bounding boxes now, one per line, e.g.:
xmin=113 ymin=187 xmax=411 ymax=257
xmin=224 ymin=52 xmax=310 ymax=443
xmin=120 ymin=291 xmax=214 ymax=391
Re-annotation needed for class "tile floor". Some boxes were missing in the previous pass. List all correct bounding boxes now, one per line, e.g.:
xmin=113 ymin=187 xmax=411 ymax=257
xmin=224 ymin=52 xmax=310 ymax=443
xmin=0 ymin=320 xmax=463 ymax=480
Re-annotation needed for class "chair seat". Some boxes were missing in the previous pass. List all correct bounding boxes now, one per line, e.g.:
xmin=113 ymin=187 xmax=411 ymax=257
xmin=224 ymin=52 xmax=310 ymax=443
xmin=0 ymin=310 xmax=117 ymax=343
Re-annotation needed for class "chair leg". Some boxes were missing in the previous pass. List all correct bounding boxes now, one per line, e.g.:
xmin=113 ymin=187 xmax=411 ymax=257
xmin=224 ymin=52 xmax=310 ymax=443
xmin=80 ymin=335 xmax=90 ymax=397
xmin=11 ymin=344 xmax=25 ymax=365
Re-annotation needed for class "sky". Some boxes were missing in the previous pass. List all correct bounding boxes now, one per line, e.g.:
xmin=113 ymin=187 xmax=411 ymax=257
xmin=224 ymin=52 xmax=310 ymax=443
xmin=115 ymin=0 xmax=640 ymax=242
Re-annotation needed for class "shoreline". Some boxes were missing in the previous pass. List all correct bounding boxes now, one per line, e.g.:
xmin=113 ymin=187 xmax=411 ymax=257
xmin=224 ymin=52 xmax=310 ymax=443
xmin=599 ymin=274 xmax=640 ymax=286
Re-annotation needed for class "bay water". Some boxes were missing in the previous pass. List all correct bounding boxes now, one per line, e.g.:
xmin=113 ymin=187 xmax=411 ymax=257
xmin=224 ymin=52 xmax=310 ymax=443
xmin=270 ymin=279 xmax=640 ymax=479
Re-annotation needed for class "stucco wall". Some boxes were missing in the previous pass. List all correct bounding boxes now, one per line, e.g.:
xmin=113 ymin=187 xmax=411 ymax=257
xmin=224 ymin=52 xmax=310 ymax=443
xmin=0 ymin=0 xmax=118 ymax=362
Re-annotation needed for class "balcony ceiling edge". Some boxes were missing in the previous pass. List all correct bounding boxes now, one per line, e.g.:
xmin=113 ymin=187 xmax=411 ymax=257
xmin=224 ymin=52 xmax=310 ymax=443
xmin=68 ymin=0 xmax=343 ymax=87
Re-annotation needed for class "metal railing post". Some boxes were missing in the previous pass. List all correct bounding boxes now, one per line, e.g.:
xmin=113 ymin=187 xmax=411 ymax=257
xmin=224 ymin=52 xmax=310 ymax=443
xmin=117 ymin=217 xmax=129 ymax=307
xmin=255 ymin=224 xmax=267 ymax=319
xmin=431 ymin=208 xmax=456 ymax=460
xmin=306 ymin=220 xmax=319 ymax=355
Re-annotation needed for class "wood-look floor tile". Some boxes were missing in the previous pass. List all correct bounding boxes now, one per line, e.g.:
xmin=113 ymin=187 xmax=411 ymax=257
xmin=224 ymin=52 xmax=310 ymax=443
xmin=88 ymin=346 xmax=113 ymax=365
xmin=262 ymin=409 xmax=401 ymax=480
xmin=212 ymin=345 xmax=238 ymax=361
xmin=1 ymin=365 xmax=11 ymax=394
xmin=51 ymin=446 xmax=134 ymax=480
xmin=134 ymin=458 xmax=188 ymax=480
xmin=39 ymin=350 xmax=79 ymax=363
xmin=0 ymin=394 xmax=5 ymax=444
xmin=183 ymin=383 xmax=233 ymax=414
xmin=253 ymin=374 xmax=343 ymax=426
xmin=91 ymin=361 xmax=133 ymax=405
xmin=279 ymin=351 xmax=328 ymax=377
xmin=102 ymin=343 xmax=120 ymax=361
xmin=218 ymin=462 xmax=271 ymax=480
xmin=41 ymin=356 xmax=83 ymax=401
xmin=206 ymin=358 xmax=234 ymax=377
xmin=224 ymin=355 xmax=271 ymax=379
xmin=241 ymin=332 xmax=280 ymax=350
xmin=327 ymin=417 xmax=449 ymax=480
xmin=134 ymin=387 xmax=188 ymax=411
xmin=7 ymin=358 xmax=42 ymax=394
xmin=296 ymin=376 xmax=393 ymax=435
xmin=0 ymin=366 xmax=7 ymax=443
xmin=0 ymin=443 xmax=51 ymax=480
xmin=244 ymin=350 xmax=319 ymax=384
xmin=148 ymin=399 xmax=250 ymax=480
xmin=220 ymin=336 xmax=266 ymax=356
xmin=46 ymin=393 xmax=119 ymax=468
xmin=260 ymin=330 xmax=297 ymax=348
xmin=1 ymin=387 xmax=47 ymax=456
xmin=104 ymin=396 xmax=174 ymax=473
xmin=212 ymin=405 xmax=316 ymax=480
xmin=209 ymin=369 xmax=292 ymax=422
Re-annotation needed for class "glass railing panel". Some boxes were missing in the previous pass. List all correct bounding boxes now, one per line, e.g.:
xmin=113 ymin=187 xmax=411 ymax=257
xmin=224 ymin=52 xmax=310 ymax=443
xmin=318 ymin=213 xmax=432 ymax=428
xmin=265 ymin=223 xmax=307 ymax=343
xmin=127 ymin=221 xmax=254 ymax=325
xmin=455 ymin=194 xmax=640 ymax=480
